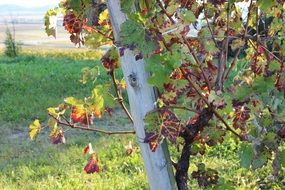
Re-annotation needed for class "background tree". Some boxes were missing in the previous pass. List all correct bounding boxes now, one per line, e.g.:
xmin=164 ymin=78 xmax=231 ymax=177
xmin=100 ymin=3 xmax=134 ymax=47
xmin=4 ymin=26 xmax=21 ymax=57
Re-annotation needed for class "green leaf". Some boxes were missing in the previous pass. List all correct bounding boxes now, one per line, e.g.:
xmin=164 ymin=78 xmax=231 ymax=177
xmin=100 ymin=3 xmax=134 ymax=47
xmin=69 ymin=0 xmax=81 ymax=12
xmin=148 ymin=72 xmax=170 ymax=88
xmin=121 ymin=0 xmax=135 ymax=14
xmin=47 ymin=117 xmax=57 ymax=130
xmin=252 ymin=154 xmax=268 ymax=170
xmin=44 ymin=8 xmax=59 ymax=38
xmin=235 ymin=85 xmax=252 ymax=101
xmin=258 ymin=0 xmax=276 ymax=12
xmin=269 ymin=61 xmax=281 ymax=72
xmin=29 ymin=119 xmax=41 ymax=140
xmin=252 ymin=76 xmax=275 ymax=93
xmin=144 ymin=111 xmax=160 ymax=132
xmin=80 ymin=67 xmax=99 ymax=84
xmin=205 ymin=40 xmax=218 ymax=54
xmin=120 ymin=19 xmax=156 ymax=55
xmin=181 ymin=10 xmax=196 ymax=24
xmin=64 ymin=97 xmax=83 ymax=106
xmin=239 ymin=142 xmax=253 ymax=168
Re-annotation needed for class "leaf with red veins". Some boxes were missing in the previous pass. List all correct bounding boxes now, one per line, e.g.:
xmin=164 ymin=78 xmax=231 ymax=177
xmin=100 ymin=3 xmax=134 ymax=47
xmin=160 ymin=110 xmax=182 ymax=143
xmin=233 ymin=106 xmax=250 ymax=130
xmin=84 ymin=153 xmax=100 ymax=174
xmin=70 ymin=106 xmax=93 ymax=125
xmin=50 ymin=128 xmax=66 ymax=144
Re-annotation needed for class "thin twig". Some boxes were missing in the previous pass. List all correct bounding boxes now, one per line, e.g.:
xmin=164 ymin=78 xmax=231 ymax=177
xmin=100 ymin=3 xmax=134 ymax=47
xmin=156 ymin=0 xmax=176 ymax=24
xmin=49 ymin=114 xmax=135 ymax=135
xmin=181 ymin=35 xmax=212 ymax=91
xmin=110 ymin=70 xmax=134 ymax=123
xmin=179 ymin=68 xmax=242 ymax=139
xmin=224 ymin=0 xmax=253 ymax=80
xmin=203 ymin=0 xmax=219 ymax=48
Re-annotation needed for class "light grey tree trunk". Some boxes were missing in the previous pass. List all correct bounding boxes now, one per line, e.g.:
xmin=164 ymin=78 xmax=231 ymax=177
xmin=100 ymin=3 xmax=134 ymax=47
xmin=107 ymin=1 xmax=177 ymax=189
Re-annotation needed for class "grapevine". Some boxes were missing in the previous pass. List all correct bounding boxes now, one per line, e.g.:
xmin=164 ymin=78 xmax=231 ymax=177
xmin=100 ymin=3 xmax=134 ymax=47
xmin=29 ymin=0 xmax=285 ymax=189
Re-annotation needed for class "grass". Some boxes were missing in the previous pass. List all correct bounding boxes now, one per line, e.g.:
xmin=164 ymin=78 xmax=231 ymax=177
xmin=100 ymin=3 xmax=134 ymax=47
xmin=0 ymin=124 xmax=147 ymax=190
xmin=0 ymin=49 xmax=105 ymax=123
xmin=0 ymin=49 xmax=285 ymax=190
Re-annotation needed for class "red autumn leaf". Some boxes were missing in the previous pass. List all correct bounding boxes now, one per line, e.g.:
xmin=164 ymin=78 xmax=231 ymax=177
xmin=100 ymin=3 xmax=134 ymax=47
xmin=125 ymin=141 xmax=134 ymax=156
xmin=70 ymin=106 xmax=93 ymax=125
xmin=144 ymin=133 xmax=160 ymax=152
xmin=50 ymin=129 xmax=66 ymax=144
xmin=233 ymin=106 xmax=250 ymax=130
xmin=84 ymin=154 xmax=100 ymax=174
xmin=83 ymin=143 xmax=94 ymax=155
xmin=149 ymin=141 xmax=159 ymax=152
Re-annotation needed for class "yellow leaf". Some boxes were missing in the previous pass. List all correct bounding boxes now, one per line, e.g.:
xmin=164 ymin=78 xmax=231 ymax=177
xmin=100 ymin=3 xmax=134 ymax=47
xmin=29 ymin=119 xmax=41 ymax=140
xmin=99 ymin=9 xmax=109 ymax=25
xmin=47 ymin=107 xmax=57 ymax=117
xmin=47 ymin=117 xmax=57 ymax=129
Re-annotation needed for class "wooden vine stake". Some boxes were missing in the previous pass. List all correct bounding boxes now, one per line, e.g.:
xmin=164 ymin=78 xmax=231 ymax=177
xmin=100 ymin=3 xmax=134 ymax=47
xmin=107 ymin=1 xmax=177 ymax=189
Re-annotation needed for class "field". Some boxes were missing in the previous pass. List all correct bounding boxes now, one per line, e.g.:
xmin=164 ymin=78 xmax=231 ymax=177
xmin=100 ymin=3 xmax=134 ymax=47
xmin=0 ymin=22 xmax=74 ymax=49
xmin=0 ymin=48 xmax=285 ymax=190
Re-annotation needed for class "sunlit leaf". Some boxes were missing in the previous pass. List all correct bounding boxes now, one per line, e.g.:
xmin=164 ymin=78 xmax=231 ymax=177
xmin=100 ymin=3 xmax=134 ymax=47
xmin=29 ymin=119 xmax=41 ymax=140
xmin=44 ymin=8 xmax=59 ymax=38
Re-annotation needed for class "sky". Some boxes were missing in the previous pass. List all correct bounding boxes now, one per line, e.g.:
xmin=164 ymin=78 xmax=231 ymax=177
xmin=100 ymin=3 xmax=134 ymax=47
xmin=0 ymin=0 xmax=60 ymax=7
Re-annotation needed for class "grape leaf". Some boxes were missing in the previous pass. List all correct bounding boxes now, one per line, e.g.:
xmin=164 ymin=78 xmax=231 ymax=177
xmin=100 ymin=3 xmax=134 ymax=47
xmin=120 ymin=19 xmax=156 ymax=55
xmin=50 ymin=128 xmax=66 ymax=144
xmin=44 ymin=8 xmax=59 ymax=38
xmin=29 ymin=119 xmax=41 ymax=140
xmin=84 ymin=153 xmax=100 ymax=174
xmin=180 ymin=10 xmax=196 ymax=24
xmin=258 ymin=0 xmax=276 ymax=12
xmin=121 ymin=0 xmax=135 ymax=14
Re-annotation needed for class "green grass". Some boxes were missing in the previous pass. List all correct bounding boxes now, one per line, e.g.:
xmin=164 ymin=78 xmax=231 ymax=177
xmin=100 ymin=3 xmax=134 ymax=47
xmin=0 ymin=51 xmax=107 ymax=123
xmin=0 ymin=50 xmax=285 ymax=190
xmin=0 ymin=124 xmax=147 ymax=190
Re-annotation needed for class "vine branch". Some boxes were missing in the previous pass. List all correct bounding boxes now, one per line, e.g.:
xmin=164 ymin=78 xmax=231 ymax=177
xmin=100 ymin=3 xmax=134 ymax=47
xmin=49 ymin=114 xmax=135 ymax=135
xmin=109 ymin=70 xmax=134 ymax=123
xmin=179 ymin=68 xmax=242 ymax=139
